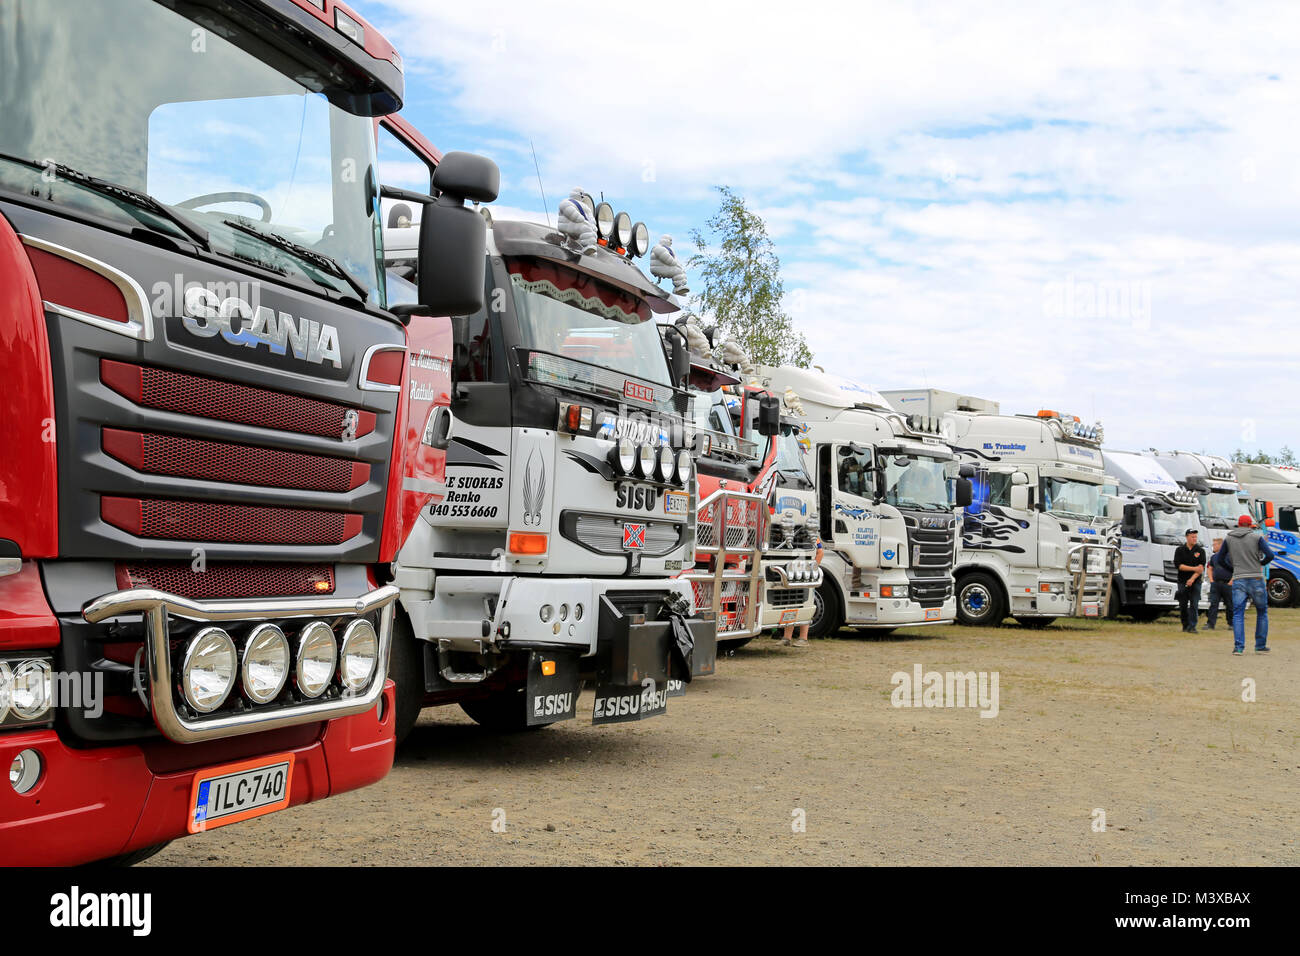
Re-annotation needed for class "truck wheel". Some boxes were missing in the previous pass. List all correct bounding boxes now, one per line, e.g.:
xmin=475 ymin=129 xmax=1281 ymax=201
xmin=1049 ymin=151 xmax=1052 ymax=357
xmin=807 ymin=579 xmax=843 ymax=638
xmin=956 ymin=573 xmax=1004 ymax=626
xmin=389 ymin=614 xmax=426 ymax=748
xmin=92 ymin=842 xmax=170 ymax=867
xmin=718 ymin=637 xmax=753 ymax=651
xmin=460 ymin=685 xmax=546 ymax=732
xmin=1267 ymin=571 xmax=1296 ymax=608
xmin=1014 ymin=616 xmax=1054 ymax=629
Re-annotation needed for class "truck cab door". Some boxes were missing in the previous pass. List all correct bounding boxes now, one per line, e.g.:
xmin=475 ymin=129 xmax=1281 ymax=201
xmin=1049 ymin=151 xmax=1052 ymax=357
xmin=829 ymin=444 xmax=885 ymax=568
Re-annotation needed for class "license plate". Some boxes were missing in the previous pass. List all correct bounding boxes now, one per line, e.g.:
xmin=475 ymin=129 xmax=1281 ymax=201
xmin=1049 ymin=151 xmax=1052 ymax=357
xmin=1083 ymin=604 xmax=1100 ymax=617
xmin=188 ymin=753 xmax=294 ymax=834
xmin=925 ymin=607 xmax=941 ymax=621
xmin=779 ymin=608 xmax=798 ymax=625
xmin=664 ymin=491 xmax=689 ymax=517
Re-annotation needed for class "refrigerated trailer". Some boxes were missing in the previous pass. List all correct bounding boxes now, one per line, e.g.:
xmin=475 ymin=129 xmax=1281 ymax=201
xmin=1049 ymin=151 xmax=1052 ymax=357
xmin=0 ymin=0 xmax=496 ymax=865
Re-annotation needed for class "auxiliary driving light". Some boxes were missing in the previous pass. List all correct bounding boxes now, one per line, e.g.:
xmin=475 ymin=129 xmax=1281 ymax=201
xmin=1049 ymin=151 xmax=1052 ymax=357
xmin=637 ymin=442 xmax=657 ymax=478
xmin=181 ymin=628 xmax=237 ymax=714
xmin=339 ymin=619 xmax=379 ymax=693
xmin=613 ymin=211 xmax=634 ymax=250
xmin=574 ymin=603 xmax=584 ymax=621
xmin=540 ymin=604 xmax=554 ymax=623
xmin=9 ymin=749 xmax=41 ymax=794
xmin=242 ymin=623 xmax=290 ymax=704
xmin=658 ymin=444 xmax=676 ymax=482
xmin=676 ymin=449 xmax=693 ymax=485
xmin=631 ymin=222 xmax=650 ymax=257
xmin=616 ymin=436 xmax=636 ymax=474
xmin=295 ymin=621 xmax=338 ymax=699
xmin=595 ymin=202 xmax=615 ymax=240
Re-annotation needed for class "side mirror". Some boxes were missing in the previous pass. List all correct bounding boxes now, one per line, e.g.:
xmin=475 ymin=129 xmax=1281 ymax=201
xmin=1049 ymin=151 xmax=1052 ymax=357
xmin=757 ymin=395 xmax=781 ymax=437
xmin=958 ymin=463 xmax=976 ymax=479
xmin=1106 ymin=498 xmax=1123 ymax=521
xmin=418 ymin=152 xmax=500 ymax=316
xmin=954 ymin=477 xmax=973 ymax=508
xmin=1122 ymin=503 xmax=1144 ymax=537
xmin=1011 ymin=471 xmax=1028 ymax=486
xmin=1010 ymin=485 xmax=1031 ymax=511
xmin=666 ymin=327 xmax=690 ymax=386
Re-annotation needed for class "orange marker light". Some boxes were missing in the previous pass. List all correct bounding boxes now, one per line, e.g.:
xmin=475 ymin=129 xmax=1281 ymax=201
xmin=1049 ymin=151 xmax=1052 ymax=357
xmin=541 ymin=660 xmax=556 ymax=676
xmin=508 ymin=532 xmax=548 ymax=554
xmin=1039 ymin=583 xmax=1051 ymax=592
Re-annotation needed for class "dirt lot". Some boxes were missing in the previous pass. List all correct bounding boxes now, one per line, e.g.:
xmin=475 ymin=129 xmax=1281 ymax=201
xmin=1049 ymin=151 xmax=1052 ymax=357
xmin=152 ymin=609 xmax=1298 ymax=866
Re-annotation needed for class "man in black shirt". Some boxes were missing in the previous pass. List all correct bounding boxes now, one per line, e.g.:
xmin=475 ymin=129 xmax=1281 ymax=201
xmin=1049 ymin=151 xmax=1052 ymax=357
xmin=1174 ymin=529 xmax=1207 ymax=633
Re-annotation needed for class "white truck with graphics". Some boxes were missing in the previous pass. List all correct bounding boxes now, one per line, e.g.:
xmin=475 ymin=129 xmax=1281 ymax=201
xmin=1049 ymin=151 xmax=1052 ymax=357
xmin=881 ymin=390 xmax=1121 ymax=627
xmin=757 ymin=368 xmax=970 ymax=637
xmin=382 ymin=194 xmax=716 ymax=736
xmin=1100 ymin=450 xmax=1205 ymax=619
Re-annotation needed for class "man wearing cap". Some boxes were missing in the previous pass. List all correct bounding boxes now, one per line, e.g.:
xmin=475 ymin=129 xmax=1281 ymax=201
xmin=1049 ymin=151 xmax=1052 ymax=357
xmin=1173 ymin=529 xmax=1207 ymax=633
xmin=1218 ymin=515 xmax=1277 ymax=654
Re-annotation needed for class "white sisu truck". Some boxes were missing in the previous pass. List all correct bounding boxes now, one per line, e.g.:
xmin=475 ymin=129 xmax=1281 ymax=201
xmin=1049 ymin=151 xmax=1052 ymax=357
xmin=757 ymin=368 xmax=970 ymax=637
xmin=1100 ymin=450 xmax=1205 ymax=620
xmin=380 ymin=192 xmax=718 ymax=737
xmin=880 ymin=389 xmax=1122 ymax=627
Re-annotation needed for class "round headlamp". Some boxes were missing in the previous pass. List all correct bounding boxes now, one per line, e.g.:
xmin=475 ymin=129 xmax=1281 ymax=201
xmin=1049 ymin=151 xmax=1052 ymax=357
xmin=658 ymin=444 xmax=676 ymax=482
xmin=295 ymin=621 xmax=338 ymax=699
xmin=576 ymin=190 xmax=596 ymax=220
xmin=181 ymin=628 xmax=237 ymax=714
xmin=676 ymin=449 xmax=693 ymax=485
xmin=242 ymin=623 xmax=290 ymax=704
xmin=339 ymin=619 xmax=379 ymax=693
xmin=613 ymin=211 xmax=633 ymax=249
xmin=594 ymin=202 xmax=615 ymax=239
xmin=616 ymin=436 xmax=636 ymax=474
xmin=637 ymin=443 xmax=657 ymax=478
xmin=631 ymin=222 xmax=650 ymax=257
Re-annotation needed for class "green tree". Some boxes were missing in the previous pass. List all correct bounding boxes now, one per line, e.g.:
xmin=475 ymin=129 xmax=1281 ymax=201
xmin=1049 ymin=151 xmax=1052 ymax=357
xmin=688 ymin=186 xmax=812 ymax=368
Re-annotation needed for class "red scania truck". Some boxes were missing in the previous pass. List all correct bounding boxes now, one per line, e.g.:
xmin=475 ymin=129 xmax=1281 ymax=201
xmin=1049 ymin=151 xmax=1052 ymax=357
xmin=0 ymin=0 xmax=495 ymax=865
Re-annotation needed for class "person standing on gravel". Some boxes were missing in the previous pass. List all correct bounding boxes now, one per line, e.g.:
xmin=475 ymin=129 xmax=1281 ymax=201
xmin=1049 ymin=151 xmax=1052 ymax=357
xmin=1204 ymin=536 xmax=1233 ymax=631
xmin=1218 ymin=515 xmax=1276 ymax=655
xmin=1174 ymin=529 xmax=1206 ymax=633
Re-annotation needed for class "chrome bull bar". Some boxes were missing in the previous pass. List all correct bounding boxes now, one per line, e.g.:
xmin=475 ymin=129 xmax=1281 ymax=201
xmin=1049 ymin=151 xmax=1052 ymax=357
xmin=1067 ymin=544 xmax=1122 ymax=618
xmin=682 ymin=489 xmax=767 ymax=640
xmin=82 ymin=585 xmax=399 ymax=744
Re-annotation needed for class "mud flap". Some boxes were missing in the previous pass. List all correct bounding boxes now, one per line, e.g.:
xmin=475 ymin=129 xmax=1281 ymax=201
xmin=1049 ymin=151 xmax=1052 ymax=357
xmin=524 ymin=650 xmax=580 ymax=726
xmin=591 ymin=679 xmax=669 ymax=725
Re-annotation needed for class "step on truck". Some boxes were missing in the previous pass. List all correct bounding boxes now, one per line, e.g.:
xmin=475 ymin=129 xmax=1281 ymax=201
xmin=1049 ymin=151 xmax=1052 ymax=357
xmin=880 ymin=390 xmax=1121 ymax=627
xmin=674 ymin=338 xmax=820 ymax=649
xmin=757 ymin=368 xmax=971 ymax=638
xmin=0 ymin=0 xmax=495 ymax=865
xmin=381 ymin=183 xmax=716 ymax=737
xmin=1100 ymin=451 xmax=1206 ymax=620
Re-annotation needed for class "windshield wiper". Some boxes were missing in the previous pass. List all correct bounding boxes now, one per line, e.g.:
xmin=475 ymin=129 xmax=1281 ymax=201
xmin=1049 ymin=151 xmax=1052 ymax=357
xmin=0 ymin=151 xmax=210 ymax=249
xmin=222 ymin=218 xmax=368 ymax=301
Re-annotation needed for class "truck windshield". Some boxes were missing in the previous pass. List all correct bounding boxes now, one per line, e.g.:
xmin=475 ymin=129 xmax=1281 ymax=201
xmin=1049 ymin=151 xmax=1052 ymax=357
xmin=1200 ymin=491 xmax=1242 ymax=521
xmin=509 ymin=258 xmax=672 ymax=387
xmin=881 ymin=455 xmax=951 ymax=511
xmin=689 ymin=389 xmax=738 ymax=437
xmin=1149 ymin=507 xmax=1193 ymax=545
xmin=0 ymin=0 xmax=384 ymax=305
xmin=774 ymin=427 xmax=813 ymax=490
xmin=1043 ymin=477 xmax=1101 ymax=519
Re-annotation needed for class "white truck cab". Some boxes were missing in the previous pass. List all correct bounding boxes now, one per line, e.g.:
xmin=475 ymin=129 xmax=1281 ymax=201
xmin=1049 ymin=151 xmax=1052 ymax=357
xmin=881 ymin=390 xmax=1121 ymax=628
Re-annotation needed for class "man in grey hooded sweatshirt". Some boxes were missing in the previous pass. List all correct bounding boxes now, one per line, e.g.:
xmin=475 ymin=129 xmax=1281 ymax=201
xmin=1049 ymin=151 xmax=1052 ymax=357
xmin=1218 ymin=515 xmax=1277 ymax=654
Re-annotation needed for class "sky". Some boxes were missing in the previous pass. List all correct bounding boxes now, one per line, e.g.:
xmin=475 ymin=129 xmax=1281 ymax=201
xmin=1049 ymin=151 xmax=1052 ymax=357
xmin=364 ymin=0 xmax=1300 ymax=460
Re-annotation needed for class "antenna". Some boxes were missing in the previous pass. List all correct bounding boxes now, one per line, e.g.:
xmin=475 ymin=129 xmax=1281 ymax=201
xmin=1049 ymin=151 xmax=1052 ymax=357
xmin=530 ymin=140 xmax=552 ymax=228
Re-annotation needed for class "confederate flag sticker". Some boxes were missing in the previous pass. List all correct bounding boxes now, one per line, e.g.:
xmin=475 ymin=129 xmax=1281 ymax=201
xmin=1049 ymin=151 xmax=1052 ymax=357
xmin=622 ymin=522 xmax=646 ymax=550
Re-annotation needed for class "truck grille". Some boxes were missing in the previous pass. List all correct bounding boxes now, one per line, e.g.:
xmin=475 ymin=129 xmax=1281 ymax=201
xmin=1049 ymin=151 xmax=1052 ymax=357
xmin=562 ymin=512 xmax=686 ymax=557
xmin=904 ymin=515 xmax=955 ymax=606
xmin=116 ymin=562 xmax=335 ymax=598
xmin=765 ymin=587 xmax=808 ymax=608
xmin=101 ymin=497 xmax=362 ymax=545
xmin=768 ymin=522 xmax=817 ymax=550
xmin=1163 ymin=560 xmax=1180 ymax=583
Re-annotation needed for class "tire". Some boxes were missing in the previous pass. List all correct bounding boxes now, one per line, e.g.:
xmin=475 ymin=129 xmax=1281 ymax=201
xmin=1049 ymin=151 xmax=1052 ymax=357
xmin=92 ymin=843 xmax=170 ymax=867
xmin=955 ymin=573 xmax=1005 ymax=627
xmin=459 ymin=684 xmax=546 ymax=733
xmin=718 ymin=637 xmax=753 ymax=651
xmin=807 ymin=578 xmax=843 ymax=639
xmin=1014 ymin=616 xmax=1054 ymax=629
xmin=388 ymin=613 xmax=426 ymax=749
xmin=1266 ymin=571 xmax=1295 ymax=608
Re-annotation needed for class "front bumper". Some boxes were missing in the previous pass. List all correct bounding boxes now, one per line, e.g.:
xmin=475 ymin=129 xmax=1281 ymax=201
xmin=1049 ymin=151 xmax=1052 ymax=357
xmin=0 ymin=682 xmax=396 ymax=866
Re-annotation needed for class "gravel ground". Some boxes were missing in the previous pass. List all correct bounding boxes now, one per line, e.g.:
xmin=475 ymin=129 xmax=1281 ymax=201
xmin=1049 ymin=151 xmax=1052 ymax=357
xmin=152 ymin=609 xmax=1298 ymax=866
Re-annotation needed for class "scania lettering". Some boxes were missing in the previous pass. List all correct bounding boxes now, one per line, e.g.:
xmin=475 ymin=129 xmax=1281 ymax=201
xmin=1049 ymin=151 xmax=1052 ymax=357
xmin=380 ymin=159 xmax=715 ymax=736
xmin=0 ymin=0 xmax=494 ymax=865
xmin=758 ymin=369 xmax=969 ymax=637
xmin=880 ymin=390 xmax=1121 ymax=627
